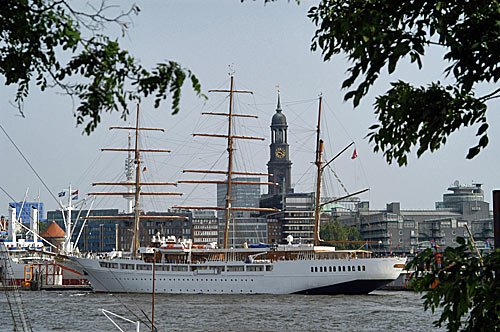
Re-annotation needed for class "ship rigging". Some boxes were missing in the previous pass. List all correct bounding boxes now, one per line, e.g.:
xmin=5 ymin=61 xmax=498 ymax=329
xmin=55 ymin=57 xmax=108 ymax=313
xmin=174 ymin=74 xmax=278 ymax=248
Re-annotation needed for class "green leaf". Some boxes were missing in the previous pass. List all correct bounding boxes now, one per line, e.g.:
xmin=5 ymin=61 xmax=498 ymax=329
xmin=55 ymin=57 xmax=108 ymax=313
xmin=476 ymin=123 xmax=488 ymax=136
xmin=308 ymin=0 xmax=497 ymax=164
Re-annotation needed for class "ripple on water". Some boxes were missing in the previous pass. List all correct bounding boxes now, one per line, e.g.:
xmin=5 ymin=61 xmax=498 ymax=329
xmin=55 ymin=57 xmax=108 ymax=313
xmin=0 ymin=290 xmax=444 ymax=332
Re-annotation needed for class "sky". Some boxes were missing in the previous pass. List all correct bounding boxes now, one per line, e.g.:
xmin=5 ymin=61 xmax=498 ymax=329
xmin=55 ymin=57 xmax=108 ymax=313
xmin=1 ymin=0 xmax=499 ymax=218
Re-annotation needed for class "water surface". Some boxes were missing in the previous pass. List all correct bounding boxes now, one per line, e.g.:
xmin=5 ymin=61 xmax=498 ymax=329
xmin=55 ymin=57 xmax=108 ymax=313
xmin=1 ymin=290 xmax=444 ymax=331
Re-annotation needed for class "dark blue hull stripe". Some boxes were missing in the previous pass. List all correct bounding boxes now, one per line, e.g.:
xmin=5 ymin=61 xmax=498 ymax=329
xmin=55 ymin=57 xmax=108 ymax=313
xmin=294 ymin=279 xmax=394 ymax=295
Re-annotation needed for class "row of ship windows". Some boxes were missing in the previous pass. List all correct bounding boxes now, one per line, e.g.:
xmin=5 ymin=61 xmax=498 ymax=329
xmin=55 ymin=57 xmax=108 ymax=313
xmin=100 ymin=262 xmax=272 ymax=272
xmin=311 ymin=265 xmax=366 ymax=273
xmin=118 ymin=277 xmax=255 ymax=282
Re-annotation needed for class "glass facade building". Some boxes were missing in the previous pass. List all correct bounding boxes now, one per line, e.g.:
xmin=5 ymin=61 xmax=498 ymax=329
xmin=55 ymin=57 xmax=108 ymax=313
xmin=9 ymin=201 xmax=45 ymax=224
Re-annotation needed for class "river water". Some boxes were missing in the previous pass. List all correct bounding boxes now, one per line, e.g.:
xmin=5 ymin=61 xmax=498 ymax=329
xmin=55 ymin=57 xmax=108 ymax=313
xmin=1 ymin=290 xmax=445 ymax=332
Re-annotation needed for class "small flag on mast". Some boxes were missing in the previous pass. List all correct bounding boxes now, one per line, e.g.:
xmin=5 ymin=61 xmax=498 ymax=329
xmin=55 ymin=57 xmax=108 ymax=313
xmin=351 ymin=148 xmax=358 ymax=160
xmin=58 ymin=191 xmax=66 ymax=197
xmin=71 ymin=190 xmax=79 ymax=200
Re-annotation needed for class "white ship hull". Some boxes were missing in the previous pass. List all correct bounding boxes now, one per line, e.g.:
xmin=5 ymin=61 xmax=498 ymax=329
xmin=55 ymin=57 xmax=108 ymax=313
xmin=71 ymin=252 xmax=405 ymax=295
xmin=1 ymin=246 xmax=87 ymax=287
xmin=6 ymin=259 xmax=85 ymax=285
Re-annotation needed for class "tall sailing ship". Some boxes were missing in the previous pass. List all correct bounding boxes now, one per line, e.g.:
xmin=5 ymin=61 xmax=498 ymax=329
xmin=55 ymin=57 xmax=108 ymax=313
xmin=69 ymin=76 xmax=406 ymax=294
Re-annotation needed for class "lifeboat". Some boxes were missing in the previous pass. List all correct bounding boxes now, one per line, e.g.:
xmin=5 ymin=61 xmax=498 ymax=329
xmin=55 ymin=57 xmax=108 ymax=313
xmin=160 ymin=243 xmax=187 ymax=250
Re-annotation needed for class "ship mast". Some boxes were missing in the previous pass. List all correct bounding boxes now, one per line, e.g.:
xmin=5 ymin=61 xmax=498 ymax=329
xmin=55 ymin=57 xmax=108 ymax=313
xmin=313 ymin=95 xmax=323 ymax=246
xmin=311 ymin=96 xmax=370 ymax=246
xmin=132 ymin=105 xmax=142 ymax=255
xmin=174 ymin=74 xmax=278 ymax=249
xmin=88 ymin=104 xmax=183 ymax=257
xmin=224 ymin=76 xmax=236 ymax=250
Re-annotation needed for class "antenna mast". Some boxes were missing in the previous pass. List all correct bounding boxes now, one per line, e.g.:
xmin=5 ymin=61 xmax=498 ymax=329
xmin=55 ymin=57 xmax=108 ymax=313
xmin=125 ymin=130 xmax=134 ymax=213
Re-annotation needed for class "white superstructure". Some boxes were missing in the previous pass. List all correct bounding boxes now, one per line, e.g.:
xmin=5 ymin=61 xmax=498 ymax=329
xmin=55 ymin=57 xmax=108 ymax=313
xmin=71 ymin=242 xmax=405 ymax=295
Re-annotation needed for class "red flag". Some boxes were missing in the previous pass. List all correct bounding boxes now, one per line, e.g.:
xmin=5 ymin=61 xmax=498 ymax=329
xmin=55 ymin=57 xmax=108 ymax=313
xmin=351 ymin=148 xmax=358 ymax=160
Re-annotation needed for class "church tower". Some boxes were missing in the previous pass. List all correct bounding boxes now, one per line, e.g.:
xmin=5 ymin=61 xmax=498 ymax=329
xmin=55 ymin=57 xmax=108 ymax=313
xmin=267 ymin=93 xmax=292 ymax=195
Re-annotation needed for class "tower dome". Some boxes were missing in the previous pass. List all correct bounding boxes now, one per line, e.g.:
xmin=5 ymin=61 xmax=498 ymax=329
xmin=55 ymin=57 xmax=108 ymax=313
xmin=271 ymin=94 xmax=287 ymax=126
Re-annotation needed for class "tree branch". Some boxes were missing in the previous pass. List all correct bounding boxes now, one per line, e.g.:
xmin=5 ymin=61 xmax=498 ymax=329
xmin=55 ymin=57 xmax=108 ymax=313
xmin=479 ymin=88 xmax=500 ymax=102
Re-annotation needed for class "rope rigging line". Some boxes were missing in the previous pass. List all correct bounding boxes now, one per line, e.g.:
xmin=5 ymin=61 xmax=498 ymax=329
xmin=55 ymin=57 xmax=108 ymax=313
xmin=0 ymin=184 xmax=16 ymax=201
xmin=0 ymin=123 xmax=63 ymax=209
xmin=246 ymin=97 xmax=318 ymax=107
xmin=326 ymin=163 xmax=350 ymax=196
xmin=322 ymin=98 xmax=357 ymax=143
xmin=294 ymin=163 xmax=315 ymax=190
xmin=178 ymin=150 xmax=226 ymax=206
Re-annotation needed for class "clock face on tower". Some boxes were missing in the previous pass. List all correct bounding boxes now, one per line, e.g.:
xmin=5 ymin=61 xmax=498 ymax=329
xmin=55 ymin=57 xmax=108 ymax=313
xmin=275 ymin=147 xmax=286 ymax=159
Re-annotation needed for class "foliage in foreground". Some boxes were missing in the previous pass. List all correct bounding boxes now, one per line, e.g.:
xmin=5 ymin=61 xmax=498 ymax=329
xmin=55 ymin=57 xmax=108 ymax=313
xmin=308 ymin=0 xmax=499 ymax=165
xmin=0 ymin=1 xmax=204 ymax=133
xmin=407 ymin=238 xmax=500 ymax=332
